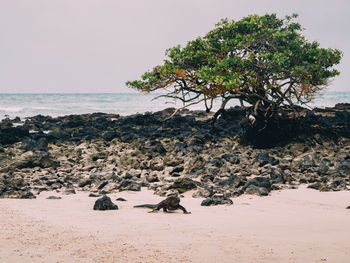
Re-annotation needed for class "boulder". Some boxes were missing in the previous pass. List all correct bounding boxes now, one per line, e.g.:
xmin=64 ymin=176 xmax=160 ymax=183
xmin=102 ymin=131 xmax=118 ymax=141
xmin=168 ymin=178 xmax=197 ymax=193
xmin=201 ymin=195 xmax=233 ymax=206
xmin=184 ymin=156 xmax=205 ymax=173
xmin=16 ymin=153 xmax=59 ymax=169
xmin=62 ymin=188 xmax=76 ymax=195
xmin=78 ymin=178 xmax=92 ymax=188
xmin=146 ymin=173 xmax=159 ymax=183
xmin=244 ymin=177 xmax=271 ymax=191
xmin=255 ymin=152 xmax=278 ymax=167
xmin=125 ymin=169 xmax=142 ymax=178
xmin=36 ymin=137 xmax=49 ymax=151
xmin=119 ymin=179 xmax=141 ymax=191
xmin=0 ymin=125 xmax=30 ymax=145
xmin=19 ymin=191 xmax=36 ymax=199
xmin=98 ymin=181 xmax=109 ymax=189
xmin=317 ymin=162 xmax=329 ymax=175
xmin=210 ymin=157 xmax=225 ymax=168
xmin=336 ymin=164 xmax=350 ymax=177
xmin=307 ymin=182 xmax=326 ymax=191
xmin=220 ymin=153 xmax=240 ymax=164
xmin=244 ymin=185 xmax=269 ymax=196
xmin=149 ymin=158 xmax=164 ymax=171
xmin=93 ymin=195 xmax=118 ymax=210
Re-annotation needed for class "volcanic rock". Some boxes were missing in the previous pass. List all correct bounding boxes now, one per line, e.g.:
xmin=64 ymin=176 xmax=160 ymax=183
xmin=93 ymin=195 xmax=118 ymax=210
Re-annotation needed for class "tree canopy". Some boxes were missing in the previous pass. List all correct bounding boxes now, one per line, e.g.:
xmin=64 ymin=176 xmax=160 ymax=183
xmin=127 ymin=14 xmax=342 ymax=124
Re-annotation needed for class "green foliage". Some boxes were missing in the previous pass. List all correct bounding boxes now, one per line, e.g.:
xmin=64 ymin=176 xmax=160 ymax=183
xmin=127 ymin=13 xmax=342 ymax=120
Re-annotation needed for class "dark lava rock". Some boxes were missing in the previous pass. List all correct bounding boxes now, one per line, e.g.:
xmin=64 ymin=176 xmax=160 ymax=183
xmin=244 ymin=177 xmax=271 ymax=191
xmin=36 ymin=137 xmax=49 ymax=151
xmin=336 ymin=164 xmax=350 ymax=176
xmin=215 ymin=175 xmax=244 ymax=188
xmin=170 ymin=166 xmax=184 ymax=175
xmin=255 ymin=152 xmax=279 ymax=167
xmin=46 ymin=196 xmax=62 ymax=199
xmin=188 ymin=136 xmax=205 ymax=146
xmin=98 ymin=181 xmax=109 ymax=189
xmin=346 ymin=205 xmax=350 ymax=209
xmin=16 ymin=153 xmax=59 ymax=169
xmin=102 ymin=131 xmax=118 ymax=141
xmin=19 ymin=191 xmax=36 ymax=199
xmin=334 ymin=103 xmax=350 ymax=110
xmin=119 ymin=179 xmax=141 ymax=191
xmin=210 ymin=157 xmax=225 ymax=168
xmin=317 ymin=162 xmax=329 ymax=175
xmin=93 ymin=195 xmax=118 ymax=210
xmin=308 ymin=182 xmax=326 ymax=191
xmin=154 ymin=144 xmax=167 ymax=155
xmin=89 ymin=193 xmax=101 ymax=197
xmin=169 ymin=178 xmax=197 ymax=193
xmin=146 ymin=173 xmax=159 ymax=183
xmin=78 ymin=178 xmax=92 ymax=188
xmin=221 ymin=153 xmax=240 ymax=164
xmin=270 ymin=170 xmax=285 ymax=184
xmin=330 ymin=179 xmax=348 ymax=191
xmin=21 ymin=137 xmax=36 ymax=151
xmin=0 ymin=125 xmax=30 ymax=145
xmin=201 ymin=195 xmax=233 ymax=206
xmin=62 ymin=188 xmax=76 ymax=195
xmin=48 ymin=130 xmax=71 ymax=140
xmin=116 ymin=197 xmax=127 ymax=201
xmin=244 ymin=185 xmax=269 ymax=196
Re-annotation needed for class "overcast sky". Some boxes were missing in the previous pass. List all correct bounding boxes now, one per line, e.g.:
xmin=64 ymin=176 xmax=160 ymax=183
xmin=0 ymin=0 xmax=349 ymax=93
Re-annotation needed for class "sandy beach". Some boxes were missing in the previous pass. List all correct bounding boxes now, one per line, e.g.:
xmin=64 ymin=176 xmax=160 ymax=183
xmin=0 ymin=186 xmax=349 ymax=263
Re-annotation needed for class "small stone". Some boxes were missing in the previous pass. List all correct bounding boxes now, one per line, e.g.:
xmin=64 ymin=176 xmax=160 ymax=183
xmin=89 ymin=193 xmax=101 ymax=197
xmin=62 ymin=188 xmax=76 ymax=195
xmin=46 ymin=196 xmax=62 ymax=199
xmin=116 ymin=197 xmax=127 ymax=201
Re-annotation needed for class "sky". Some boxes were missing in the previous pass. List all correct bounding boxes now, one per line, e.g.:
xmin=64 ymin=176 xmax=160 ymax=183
xmin=0 ymin=0 xmax=349 ymax=93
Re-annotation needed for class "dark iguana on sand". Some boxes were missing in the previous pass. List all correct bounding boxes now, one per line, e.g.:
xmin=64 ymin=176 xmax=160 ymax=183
xmin=134 ymin=196 xmax=191 ymax=214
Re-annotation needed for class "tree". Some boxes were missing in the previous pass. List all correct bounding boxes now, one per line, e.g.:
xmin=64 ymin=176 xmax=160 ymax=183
xmin=127 ymin=14 xmax=342 ymax=138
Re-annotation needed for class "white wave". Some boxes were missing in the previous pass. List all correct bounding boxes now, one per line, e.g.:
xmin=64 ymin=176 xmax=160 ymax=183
xmin=30 ymin=106 xmax=53 ymax=110
xmin=0 ymin=106 xmax=23 ymax=112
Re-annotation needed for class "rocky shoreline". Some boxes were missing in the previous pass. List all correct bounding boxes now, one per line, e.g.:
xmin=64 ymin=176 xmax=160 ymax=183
xmin=0 ymin=104 xmax=349 ymax=205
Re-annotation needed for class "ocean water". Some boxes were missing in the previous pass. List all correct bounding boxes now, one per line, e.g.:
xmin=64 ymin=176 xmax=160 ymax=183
xmin=0 ymin=92 xmax=349 ymax=120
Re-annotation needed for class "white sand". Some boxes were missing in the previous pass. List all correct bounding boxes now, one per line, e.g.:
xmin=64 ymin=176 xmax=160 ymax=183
xmin=1 ymin=186 xmax=349 ymax=263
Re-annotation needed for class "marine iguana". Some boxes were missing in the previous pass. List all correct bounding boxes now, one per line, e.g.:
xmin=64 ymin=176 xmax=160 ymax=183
xmin=134 ymin=196 xmax=191 ymax=214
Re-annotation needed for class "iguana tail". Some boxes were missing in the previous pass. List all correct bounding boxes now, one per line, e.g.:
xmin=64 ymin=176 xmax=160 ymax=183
xmin=133 ymin=204 xmax=157 ymax=209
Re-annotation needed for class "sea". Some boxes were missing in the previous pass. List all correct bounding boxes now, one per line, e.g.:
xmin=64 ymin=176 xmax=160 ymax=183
xmin=0 ymin=92 xmax=349 ymax=120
